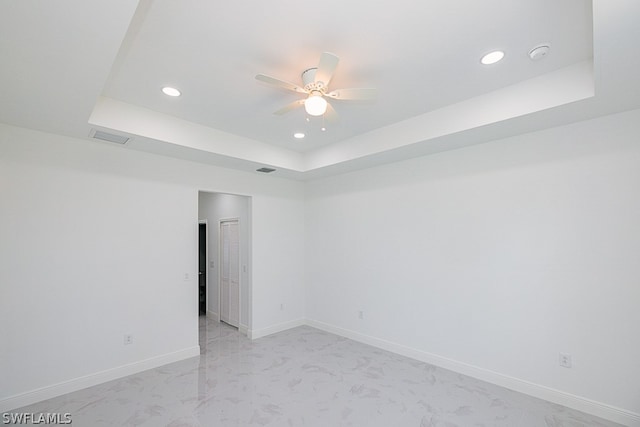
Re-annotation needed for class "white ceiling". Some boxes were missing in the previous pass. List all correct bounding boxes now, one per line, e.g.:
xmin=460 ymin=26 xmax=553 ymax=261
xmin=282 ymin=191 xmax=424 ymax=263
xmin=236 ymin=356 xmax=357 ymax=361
xmin=1 ymin=1 xmax=639 ymax=180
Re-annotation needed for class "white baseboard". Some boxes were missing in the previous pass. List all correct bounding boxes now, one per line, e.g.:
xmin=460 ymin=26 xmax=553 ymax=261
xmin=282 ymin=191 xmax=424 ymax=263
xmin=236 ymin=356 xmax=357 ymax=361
xmin=206 ymin=310 xmax=219 ymax=322
xmin=249 ymin=318 xmax=306 ymax=340
xmin=0 ymin=346 xmax=200 ymax=413
xmin=305 ymin=319 xmax=640 ymax=427
xmin=239 ymin=324 xmax=249 ymax=336
xmin=4 ymin=320 xmax=637 ymax=426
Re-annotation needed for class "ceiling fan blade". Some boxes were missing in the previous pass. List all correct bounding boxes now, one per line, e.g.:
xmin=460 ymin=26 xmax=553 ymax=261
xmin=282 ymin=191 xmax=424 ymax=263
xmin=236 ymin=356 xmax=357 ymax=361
xmin=314 ymin=52 xmax=339 ymax=87
xmin=324 ymin=102 xmax=339 ymax=123
xmin=255 ymin=74 xmax=307 ymax=94
xmin=274 ymin=99 xmax=305 ymax=115
xmin=326 ymin=88 xmax=377 ymax=100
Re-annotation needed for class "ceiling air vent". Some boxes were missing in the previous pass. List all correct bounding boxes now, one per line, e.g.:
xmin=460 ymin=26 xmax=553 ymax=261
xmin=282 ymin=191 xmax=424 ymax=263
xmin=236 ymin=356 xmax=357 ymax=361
xmin=89 ymin=129 xmax=130 ymax=145
xmin=256 ymin=167 xmax=276 ymax=173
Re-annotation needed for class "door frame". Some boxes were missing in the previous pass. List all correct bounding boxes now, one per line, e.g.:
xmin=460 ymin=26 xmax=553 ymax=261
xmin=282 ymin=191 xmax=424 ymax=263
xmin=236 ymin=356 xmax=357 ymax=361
xmin=218 ymin=218 xmax=241 ymax=327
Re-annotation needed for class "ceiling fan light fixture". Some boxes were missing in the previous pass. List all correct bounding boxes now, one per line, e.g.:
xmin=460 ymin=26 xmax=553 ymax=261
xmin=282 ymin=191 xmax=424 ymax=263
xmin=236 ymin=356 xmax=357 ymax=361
xmin=257 ymin=52 xmax=377 ymax=121
xmin=304 ymin=93 xmax=327 ymax=116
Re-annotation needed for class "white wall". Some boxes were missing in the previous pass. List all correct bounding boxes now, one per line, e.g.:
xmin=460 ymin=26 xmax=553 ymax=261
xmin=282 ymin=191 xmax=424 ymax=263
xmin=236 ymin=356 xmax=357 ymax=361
xmin=0 ymin=123 xmax=306 ymax=410
xmin=3 ymin=107 xmax=639 ymax=421
xmin=198 ymin=192 xmax=251 ymax=328
xmin=305 ymin=108 xmax=640 ymax=418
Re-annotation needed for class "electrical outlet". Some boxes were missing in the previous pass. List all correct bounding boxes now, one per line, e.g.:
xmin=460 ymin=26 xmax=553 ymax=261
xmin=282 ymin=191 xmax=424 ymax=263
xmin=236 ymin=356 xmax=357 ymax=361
xmin=358 ymin=310 xmax=364 ymax=320
xmin=280 ymin=303 xmax=284 ymax=311
xmin=124 ymin=334 xmax=133 ymax=345
xmin=559 ymin=352 xmax=572 ymax=368
xmin=183 ymin=273 xmax=190 ymax=281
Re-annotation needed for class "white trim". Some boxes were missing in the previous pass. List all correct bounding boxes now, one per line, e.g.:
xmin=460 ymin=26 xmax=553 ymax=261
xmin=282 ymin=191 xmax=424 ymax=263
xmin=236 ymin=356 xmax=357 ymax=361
xmin=0 ymin=346 xmax=200 ymax=413
xmin=238 ymin=324 xmax=249 ymax=336
xmin=245 ymin=198 xmax=253 ymax=336
xmin=249 ymin=318 xmax=306 ymax=340
xmin=206 ymin=309 xmax=219 ymax=322
xmin=4 ymin=318 xmax=636 ymax=426
xmin=305 ymin=319 xmax=640 ymax=427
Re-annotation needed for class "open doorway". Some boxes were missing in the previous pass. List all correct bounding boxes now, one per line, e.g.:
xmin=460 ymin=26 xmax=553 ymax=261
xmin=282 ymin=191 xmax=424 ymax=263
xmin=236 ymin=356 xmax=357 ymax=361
xmin=198 ymin=191 xmax=251 ymax=336
xmin=198 ymin=222 xmax=207 ymax=316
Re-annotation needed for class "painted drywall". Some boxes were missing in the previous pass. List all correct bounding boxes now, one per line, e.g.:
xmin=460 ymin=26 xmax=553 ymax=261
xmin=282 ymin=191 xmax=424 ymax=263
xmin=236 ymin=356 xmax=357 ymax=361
xmin=2 ymin=107 xmax=639 ymax=422
xmin=305 ymin=108 xmax=640 ymax=417
xmin=198 ymin=192 xmax=251 ymax=329
xmin=0 ymin=123 xmax=305 ymax=410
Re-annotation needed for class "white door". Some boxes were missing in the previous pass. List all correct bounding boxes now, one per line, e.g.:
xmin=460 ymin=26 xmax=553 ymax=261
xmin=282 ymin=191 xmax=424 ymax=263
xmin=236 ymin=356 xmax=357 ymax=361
xmin=220 ymin=221 xmax=240 ymax=327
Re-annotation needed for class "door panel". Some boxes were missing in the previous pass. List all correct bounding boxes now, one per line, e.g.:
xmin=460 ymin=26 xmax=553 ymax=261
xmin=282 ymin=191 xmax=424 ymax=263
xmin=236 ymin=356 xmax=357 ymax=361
xmin=228 ymin=222 xmax=240 ymax=326
xmin=220 ymin=221 xmax=240 ymax=327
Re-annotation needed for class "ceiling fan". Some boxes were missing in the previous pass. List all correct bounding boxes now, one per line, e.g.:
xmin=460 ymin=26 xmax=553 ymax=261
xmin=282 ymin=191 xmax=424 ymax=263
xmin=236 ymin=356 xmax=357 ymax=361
xmin=255 ymin=52 xmax=376 ymax=120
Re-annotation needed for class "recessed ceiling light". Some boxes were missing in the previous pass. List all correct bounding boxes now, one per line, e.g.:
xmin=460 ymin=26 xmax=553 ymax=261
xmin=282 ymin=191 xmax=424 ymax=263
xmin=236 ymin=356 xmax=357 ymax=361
xmin=293 ymin=133 xmax=305 ymax=139
xmin=480 ymin=50 xmax=505 ymax=65
xmin=162 ymin=86 xmax=181 ymax=97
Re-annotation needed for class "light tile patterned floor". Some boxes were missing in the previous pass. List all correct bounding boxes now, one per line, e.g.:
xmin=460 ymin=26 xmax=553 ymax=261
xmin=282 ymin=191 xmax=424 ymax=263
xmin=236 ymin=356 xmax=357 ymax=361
xmin=9 ymin=317 xmax=623 ymax=426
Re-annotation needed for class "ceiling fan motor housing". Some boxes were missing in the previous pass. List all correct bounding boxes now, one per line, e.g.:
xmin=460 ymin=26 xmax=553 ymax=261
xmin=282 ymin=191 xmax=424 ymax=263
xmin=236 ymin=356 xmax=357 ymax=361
xmin=302 ymin=67 xmax=326 ymax=92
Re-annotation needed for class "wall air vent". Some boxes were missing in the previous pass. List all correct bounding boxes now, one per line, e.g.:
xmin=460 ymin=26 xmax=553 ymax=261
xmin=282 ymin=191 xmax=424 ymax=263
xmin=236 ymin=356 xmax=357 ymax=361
xmin=256 ymin=167 xmax=276 ymax=173
xmin=89 ymin=129 xmax=130 ymax=144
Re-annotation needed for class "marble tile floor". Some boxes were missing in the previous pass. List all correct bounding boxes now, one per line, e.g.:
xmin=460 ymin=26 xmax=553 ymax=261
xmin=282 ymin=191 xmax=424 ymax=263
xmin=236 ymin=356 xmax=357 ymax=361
xmin=9 ymin=317 xmax=622 ymax=426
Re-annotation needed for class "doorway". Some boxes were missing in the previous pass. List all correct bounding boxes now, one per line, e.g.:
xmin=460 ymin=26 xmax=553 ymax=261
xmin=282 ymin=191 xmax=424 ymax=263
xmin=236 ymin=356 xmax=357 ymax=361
xmin=219 ymin=220 xmax=240 ymax=328
xmin=198 ymin=222 xmax=207 ymax=316
xmin=197 ymin=191 xmax=250 ymax=335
